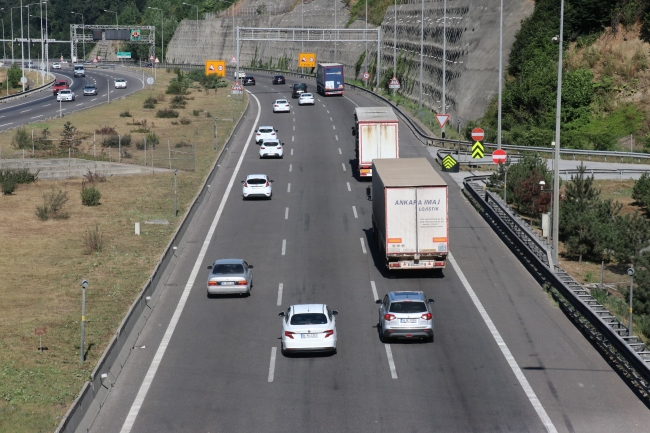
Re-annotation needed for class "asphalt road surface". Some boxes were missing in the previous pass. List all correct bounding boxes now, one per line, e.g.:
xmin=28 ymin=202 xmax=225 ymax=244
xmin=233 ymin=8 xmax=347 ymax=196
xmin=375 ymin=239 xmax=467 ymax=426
xmin=0 ymin=64 xmax=146 ymax=132
xmin=87 ymin=73 xmax=650 ymax=433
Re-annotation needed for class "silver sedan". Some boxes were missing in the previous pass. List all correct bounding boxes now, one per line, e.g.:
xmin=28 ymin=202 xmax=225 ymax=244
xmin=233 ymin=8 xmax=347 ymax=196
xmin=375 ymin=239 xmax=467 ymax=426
xmin=206 ymin=259 xmax=253 ymax=297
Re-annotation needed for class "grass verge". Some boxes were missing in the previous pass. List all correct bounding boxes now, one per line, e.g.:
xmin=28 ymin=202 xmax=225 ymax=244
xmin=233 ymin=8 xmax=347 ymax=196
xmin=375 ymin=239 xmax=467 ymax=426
xmin=0 ymin=68 xmax=247 ymax=432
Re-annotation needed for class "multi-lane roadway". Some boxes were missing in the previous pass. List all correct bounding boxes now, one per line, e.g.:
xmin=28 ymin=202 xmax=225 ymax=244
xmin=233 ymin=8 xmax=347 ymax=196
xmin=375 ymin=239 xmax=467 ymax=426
xmin=85 ymin=74 xmax=650 ymax=433
xmin=0 ymin=64 xmax=145 ymax=132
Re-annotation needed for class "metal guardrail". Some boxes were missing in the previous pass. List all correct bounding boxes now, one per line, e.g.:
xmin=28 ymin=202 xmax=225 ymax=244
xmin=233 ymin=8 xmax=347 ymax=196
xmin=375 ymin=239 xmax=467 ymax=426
xmin=463 ymin=175 xmax=650 ymax=397
xmin=54 ymin=97 xmax=252 ymax=433
xmin=0 ymin=72 xmax=56 ymax=103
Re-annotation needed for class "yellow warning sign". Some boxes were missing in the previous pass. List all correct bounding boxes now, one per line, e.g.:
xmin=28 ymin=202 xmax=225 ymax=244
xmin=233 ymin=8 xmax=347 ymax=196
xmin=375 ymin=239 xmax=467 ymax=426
xmin=205 ymin=60 xmax=226 ymax=77
xmin=441 ymin=154 xmax=459 ymax=172
xmin=472 ymin=141 xmax=485 ymax=159
xmin=298 ymin=52 xmax=316 ymax=68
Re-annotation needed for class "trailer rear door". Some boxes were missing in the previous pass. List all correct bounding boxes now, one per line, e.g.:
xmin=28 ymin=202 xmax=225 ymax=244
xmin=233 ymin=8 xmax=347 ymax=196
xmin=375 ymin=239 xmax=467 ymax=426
xmin=359 ymin=123 xmax=398 ymax=166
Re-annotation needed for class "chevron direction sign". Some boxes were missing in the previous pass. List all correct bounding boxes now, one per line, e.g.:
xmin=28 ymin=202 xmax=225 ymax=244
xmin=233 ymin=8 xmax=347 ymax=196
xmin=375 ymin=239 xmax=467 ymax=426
xmin=472 ymin=141 xmax=484 ymax=159
xmin=441 ymin=154 xmax=459 ymax=172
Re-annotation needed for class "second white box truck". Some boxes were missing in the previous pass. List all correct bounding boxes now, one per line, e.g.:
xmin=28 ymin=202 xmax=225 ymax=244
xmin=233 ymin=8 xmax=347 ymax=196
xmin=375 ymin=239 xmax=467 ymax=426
xmin=354 ymin=107 xmax=399 ymax=178
xmin=371 ymin=158 xmax=448 ymax=270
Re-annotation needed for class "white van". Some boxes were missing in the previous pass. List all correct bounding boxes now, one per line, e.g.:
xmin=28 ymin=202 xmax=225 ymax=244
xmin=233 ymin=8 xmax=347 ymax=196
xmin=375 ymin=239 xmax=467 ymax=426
xmin=73 ymin=64 xmax=85 ymax=77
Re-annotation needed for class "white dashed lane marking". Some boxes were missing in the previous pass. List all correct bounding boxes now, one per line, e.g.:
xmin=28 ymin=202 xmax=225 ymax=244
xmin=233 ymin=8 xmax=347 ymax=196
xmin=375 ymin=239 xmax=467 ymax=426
xmin=347 ymin=182 xmax=351 ymax=192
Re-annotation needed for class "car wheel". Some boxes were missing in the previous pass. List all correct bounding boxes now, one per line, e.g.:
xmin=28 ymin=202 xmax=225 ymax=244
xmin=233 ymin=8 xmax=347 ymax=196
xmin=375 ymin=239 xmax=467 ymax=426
xmin=378 ymin=323 xmax=386 ymax=343
xmin=281 ymin=344 xmax=288 ymax=357
xmin=332 ymin=347 xmax=337 ymax=355
xmin=428 ymin=333 xmax=435 ymax=343
xmin=280 ymin=155 xmax=284 ymax=159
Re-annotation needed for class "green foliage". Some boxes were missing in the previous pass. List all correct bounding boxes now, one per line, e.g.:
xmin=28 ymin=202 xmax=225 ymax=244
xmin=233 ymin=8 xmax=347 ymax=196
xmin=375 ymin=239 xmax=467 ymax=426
xmin=146 ymin=132 xmax=160 ymax=146
xmin=120 ymin=110 xmax=132 ymax=117
xmin=11 ymin=128 xmax=31 ymax=149
xmin=0 ymin=168 xmax=39 ymax=184
xmin=170 ymin=95 xmax=186 ymax=108
xmin=35 ymin=188 xmax=69 ymax=221
xmin=83 ymin=223 xmax=104 ymax=254
xmin=60 ymin=121 xmax=81 ymax=148
xmin=156 ymin=108 xmax=179 ymax=118
xmin=497 ymin=154 xmax=551 ymax=209
xmin=632 ymin=251 xmax=650 ymax=316
xmin=2 ymin=177 xmax=16 ymax=195
xmin=179 ymin=117 xmax=191 ymax=125
xmin=143 ymin=96 xmax=158 ymax=109
xmin=7 ymin=62 xmax=22 ymax=88
xmin=633 ymin=173 xmax=650 ymax=210
xmin=81 ymin=183 xmax=102 ymax=206
xmin=101 ymin=133 xmax=131 ymax=148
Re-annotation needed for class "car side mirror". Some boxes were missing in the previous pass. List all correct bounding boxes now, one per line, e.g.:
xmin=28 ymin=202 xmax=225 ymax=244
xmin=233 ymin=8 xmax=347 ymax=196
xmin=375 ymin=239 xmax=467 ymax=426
xmin=332 ymin=310 xmax=339 ymax=315
xmin=248 ymin=265 xmax=254 ymax=269
xmin=275 ymin=129 xmax=279 ymax=132
xmin=270 ymin=180 xmax=274 ymax=183
xmin=282 ymin=143 xmax=285 ymax=146
xmin=351 ymin=126 xmax=356 ymax=136
xmin=278 ymin=312 xmax=285 ymax=317
xmin=241 ymin=180 xmax=245 ymax=183
xmin=207 ymin=265 xmax=213 ymax=269
xmin=366 ymin=186 xmax=372 ymax=201
xmin=428 ymin=299 xmax=435 ymax=304
xmin=375 ymin=299 xmax=381 ymax=304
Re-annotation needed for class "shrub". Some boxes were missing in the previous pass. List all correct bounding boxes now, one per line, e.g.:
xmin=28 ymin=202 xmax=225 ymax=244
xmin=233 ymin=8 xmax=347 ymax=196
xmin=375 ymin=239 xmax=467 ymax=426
xmin=135 ymin=139 xmax=145 ymax=150
xmin=179 ymin=118 xmax=191 ymax=125
xmin=11 ymin=127 xmax=31 ymax=149
xmin=96 ymin=125 xmax=117 ymax=135
xmin=192 ymin=109 xmax=201 ymax=116
xmin=143 ymin=97 xmax=157 ymax=109
xmin=0 ymin=168 xmax=38 ymax=184
xmin=101 ymin=134 xmax=131 ymax=148
xmin=156 ymin=92 xmax=166 ymax=102
xmin=81 ymin=182 xmax=102 ymax=206
xmin=2 ymin=178 xmax=16 ymax=195
xmin=36 ymin=188 xmax=69 ymax=220
xmin=205 ymin=111 xmax=212 ymax=118
xmin=156 ymin=108 xmax=179 ymax=118
xmin=83 ymin=223 xmax=104 ymax=254
xmin=170 ymin=95 xmax=186 ymax=109
xmin=166 ymin=80 xmax=185 ymax=95
xmin=171 ymin=121 xmax=178 ymax=125
xmin=145 ymin=132 xmax=159 ymax=146
xmin=119 ymin=110 xmax=132 ymax=117
xmin=83 ymin=169 xmax=106 ymax=183
xmin=175 ymin=140 xmax=191 ymax=148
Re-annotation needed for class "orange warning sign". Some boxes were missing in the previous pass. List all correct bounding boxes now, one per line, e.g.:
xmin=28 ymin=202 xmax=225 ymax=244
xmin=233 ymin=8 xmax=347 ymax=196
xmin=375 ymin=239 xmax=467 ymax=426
xmin=298 ymin=53 xmax=316 ymax=68
xmin=205 ymin=60 xmax=226 ymax=77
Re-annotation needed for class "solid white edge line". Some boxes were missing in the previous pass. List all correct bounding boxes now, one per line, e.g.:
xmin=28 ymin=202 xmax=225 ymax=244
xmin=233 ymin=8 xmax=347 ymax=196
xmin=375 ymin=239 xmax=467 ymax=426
xmin=448 ymin=253 xmax=557 ymax=433
xmin=119 ymin=92 xmax=263 ymax=433
xmin=346 ymin=182 xmax=351 ymax=192
xmin=268 ymin=347 xmax=277 ymax=382
xmin=385 ymin=345 xmax=398 ymax=379
xmin=282 ymin=239 xmax=286 ymax=255
xmin=352 ymin=206 xmax=358 ymax=218
xmin=370 ymin=281 xmax=379 ymax=301
xmin=360 ymin=238 xmax=367 ymax=254
xmin=277 ymin=283 xmax=283 ymax=306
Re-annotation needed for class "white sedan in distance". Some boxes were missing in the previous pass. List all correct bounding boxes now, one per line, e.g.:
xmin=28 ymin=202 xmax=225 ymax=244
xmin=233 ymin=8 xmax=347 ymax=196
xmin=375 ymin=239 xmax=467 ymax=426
xmin=56 ymin=89 xmax=75 ymax=102
xmin=256 ymin=126 xmax=278 ymax=144
xmin=259 ymin=140 xmax=283 ymax=159
xmin=52 ymin=62 xmax=61 ymax=69
xmin=241 ymin=174 xmax=273 ymax=199
xmin=279 ymin=304 xmax=338 ymax=356
xmin=114 ymin=79 xmax=127 ymax=89
xmin=272 ymin=99 xmax=291 ymax=113
xmin=298 ymin=93 xmax=315 ymax=106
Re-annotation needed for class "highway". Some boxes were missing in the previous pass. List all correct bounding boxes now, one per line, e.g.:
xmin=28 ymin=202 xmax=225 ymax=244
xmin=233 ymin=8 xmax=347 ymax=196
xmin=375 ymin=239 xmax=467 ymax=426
xmin=0 ymin=64 xmax=145 ymax=132
xmin=87 ymin=74 xmax=650 ymax=433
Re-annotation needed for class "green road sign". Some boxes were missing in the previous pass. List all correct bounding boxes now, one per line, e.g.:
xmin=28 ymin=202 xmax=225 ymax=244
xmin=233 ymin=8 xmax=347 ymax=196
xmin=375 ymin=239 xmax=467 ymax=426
xmin=472 ymin=141 xmax=484 ymax=159
xmin=441 ymin=154 xmax=459 ymax=172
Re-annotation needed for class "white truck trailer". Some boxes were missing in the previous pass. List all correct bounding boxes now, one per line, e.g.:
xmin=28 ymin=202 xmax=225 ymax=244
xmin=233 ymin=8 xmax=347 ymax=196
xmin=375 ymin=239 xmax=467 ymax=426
xmin=354 ymin=107 xmax=399 ymax=178
xmin=371 ymin=158 xmax=448 ymax=270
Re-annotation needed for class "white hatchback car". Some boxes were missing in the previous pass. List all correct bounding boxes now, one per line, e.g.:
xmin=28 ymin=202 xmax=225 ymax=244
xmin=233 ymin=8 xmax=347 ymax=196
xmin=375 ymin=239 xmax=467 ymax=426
xmin=114 ymin=79 xmax=127 ymax=89
xmin=259 ymin=140 xmax=283 ymax=159
xmin=273 ymin=99 xmax=291 ymax=113
xmin=56 ymin=89 xmax=75 ymax=102
xmin=52 ymin=62 xmax=61 ymax=69
xmin=298 ymin=93 xmax=315 ymax=106
xmin=279 ymin=304 xmax=338 ymax=356
xmin=241 ymin=174 xmax=273 ymax=199
xmin=255 ymin=126 xmax=278 ymax=144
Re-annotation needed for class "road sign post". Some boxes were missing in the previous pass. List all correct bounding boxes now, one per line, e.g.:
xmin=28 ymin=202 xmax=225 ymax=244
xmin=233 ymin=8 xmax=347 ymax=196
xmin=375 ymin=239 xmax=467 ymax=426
xmin=471 ymin=128 xmax=485 ymax=159
xmin=492 ymin=149 xmax=507 ymax=164
xmin=388 ymin=76 xmax=400 ymax=90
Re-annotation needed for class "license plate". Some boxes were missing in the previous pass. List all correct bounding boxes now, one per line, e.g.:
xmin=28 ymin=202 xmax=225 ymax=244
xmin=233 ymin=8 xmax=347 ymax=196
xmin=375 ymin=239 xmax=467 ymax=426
xmin=400 ymin=319 xmax=417 ymax=323
xmin=220 ymin=282 xmax=234 ymax=285
xmin=301 ymin=334 xmax=318 ymax=338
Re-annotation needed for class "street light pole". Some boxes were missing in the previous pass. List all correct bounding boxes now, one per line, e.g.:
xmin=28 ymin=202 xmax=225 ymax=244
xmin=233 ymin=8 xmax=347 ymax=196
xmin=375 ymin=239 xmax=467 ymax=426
xmin=1 ymin=18 xmax=5 ymax=61
xmin=104 ymin=9 xmax=118 ymax=30
xmin=628 ymin=268 xmax=635 ymax=336
xmin=393 ymin=0 xmax=396 ymax=77
xmin=148 ymin=7 xmax=164 ymax=63
xmin=497 ymin=0 xmax=503 ymax=149
xmin=419 ymin=0 xmax=423 ymax=108
xmin=441 ymin=0 xmax=447 ymax=138
xmin=71 ymin=12 xmax=85 ymax=60
xmin=302 ymin=1 xmax=304 ymax=52
xmin=552 ymin=0 xmax=565 ymax=266
xmin=20 ymin=0 xmax=25 ymax=92
xmin=334 ymin=0 xmax=337 ymax=62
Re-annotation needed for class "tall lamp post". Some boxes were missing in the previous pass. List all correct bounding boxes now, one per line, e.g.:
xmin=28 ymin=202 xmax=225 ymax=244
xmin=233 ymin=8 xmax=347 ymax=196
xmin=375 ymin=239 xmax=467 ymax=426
xmin=20 ymin=0 xmax=25 ymax=92
xmin=148 ymin=7 xmax=164 ymax=63
xmin=419 ymin=0 xmax=423 ymax=107
xmin=183 ymin=3 xmax=199 ymax=46
xmin=334 ymin=0 xmax=338 ymax=62
xmin=441 ymin=0 xmax=447 ymax=138
xmin=551 ymin=0 xmax=565 ymax=266
xmin=393 ymin=0 xmax=396 ymax=76
xmin=104 ymin=9 xmax=118 ymax=30
xmin=71 ymin=12 xmax=85 ymax=60
xmin=0 ymin=17 xmax=5 ymax=61
xmin=497 ymin=0 xmax=503 ymax=149
xmin=25 ymin=2 xmax=43 ymax=66
xmin=628 ymin=267 xmax=635 ymax=336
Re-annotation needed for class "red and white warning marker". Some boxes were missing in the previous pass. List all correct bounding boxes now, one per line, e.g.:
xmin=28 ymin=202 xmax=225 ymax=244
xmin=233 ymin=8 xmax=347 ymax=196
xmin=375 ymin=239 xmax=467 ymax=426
xmin=435 ymin=114 xmax=450 ymax=129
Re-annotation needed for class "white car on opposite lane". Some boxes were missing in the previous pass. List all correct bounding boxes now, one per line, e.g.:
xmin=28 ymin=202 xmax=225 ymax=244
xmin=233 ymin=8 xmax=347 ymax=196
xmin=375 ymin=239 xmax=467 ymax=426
xmin=241 ymin=174 xmax=273 ymax=199
xmin=259 ymin=140 xmax=284 ymax=159
xmin=272 ymin=99 xmax=291 ymax=113
xmin=298 ymin=93 xmax=315 ymax=106
xmin=114 ymin=79 xmax=127 ymax=89
xmin=279 ymin=304 xmax=338 ymax=356
xmin=52 ymin=62 xmax=61 ymax=69
xmin=56 ymin=89 xmax=75 ymax=102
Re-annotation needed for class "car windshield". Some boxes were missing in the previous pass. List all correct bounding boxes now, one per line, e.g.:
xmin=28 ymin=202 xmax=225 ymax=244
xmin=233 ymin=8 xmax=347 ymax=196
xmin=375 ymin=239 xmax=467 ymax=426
xmin=259 ymin=128 xmax=273 ymax=133
xmin=389 ymin=301 xmax=427 ymax=313
xmin=290 ymin=313 xmax=328 ymax=325
xmin=116 ymin=80 xmax=125 ymax=82
xmin=212 ymin=263 xmax=244 ymax=274
xmin=60 ymin=90 xmax=70 ymax=94
xmin=84 ymin=86 xmax=95 ymax=89
xmin=247 ymin=178 xmax=267 ymax=185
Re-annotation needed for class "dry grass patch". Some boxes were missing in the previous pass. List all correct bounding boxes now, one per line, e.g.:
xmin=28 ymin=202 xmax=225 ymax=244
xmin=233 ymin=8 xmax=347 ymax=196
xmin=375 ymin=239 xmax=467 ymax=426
xmin=0 ymin=67 xmax=247 ymax=431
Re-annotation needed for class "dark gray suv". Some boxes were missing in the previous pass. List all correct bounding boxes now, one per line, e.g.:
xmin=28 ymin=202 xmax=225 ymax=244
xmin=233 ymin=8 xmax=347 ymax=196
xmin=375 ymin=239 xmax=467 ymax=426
xmin=376 ymin=291 xmax=434 ymax=342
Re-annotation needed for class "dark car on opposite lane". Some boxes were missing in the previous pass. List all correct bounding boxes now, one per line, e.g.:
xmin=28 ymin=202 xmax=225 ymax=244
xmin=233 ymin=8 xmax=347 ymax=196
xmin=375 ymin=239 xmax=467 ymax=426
xmin=243 ymin=76 xmax=256 ymax=86
xmin=272 ymin=75 xmax=286 ymax=85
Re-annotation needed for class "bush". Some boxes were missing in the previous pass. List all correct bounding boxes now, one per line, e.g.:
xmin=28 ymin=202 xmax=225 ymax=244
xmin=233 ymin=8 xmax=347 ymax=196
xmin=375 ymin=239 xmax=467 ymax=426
xmin=11 ymin=127 xmax=31 ymax=149
xmin=143 ymin=97 xmax=157 ymax=109
xmin=2 ymin=178 xmax=16 ymax=195
xmin=192 ymin=109 xmax=201 ymax=116
xmin=633 ymin=173 xmax=650 ymax=210
xmin=36 ymin=188 xmax=69 ymax=220
xmin=179 ymin=118 xmax=191 ymax=125
xmin=83 ymin=169 xmax=106 ymax=183
xmin=175 ymin=140 xmax=191 ymax=148
xmin=83 ymin=223 xmax=104 ymax=254
xmin=119 ymin=110 xmax=132 ymax=117
xmin=101 ymin=134 xmax=131 ymax=148
xmin=96 ymin=125 xmax=116 ymax=135
xmin=0 ymin=168 xmax=38 ymax=184
xmin=205 ymin=111 xmax=212 ymax=118
xmin=81 ymin=182 xmax=102 ymax=206
xmin=145 ymin=132 xmax=159 ymax=146
xmin=156 ymin=108 xmax=179 ymax=118
xmin=170 ymin=95 xmax=186 ymax=109
xmin=165 ymin=80 xmax=185 ymax=95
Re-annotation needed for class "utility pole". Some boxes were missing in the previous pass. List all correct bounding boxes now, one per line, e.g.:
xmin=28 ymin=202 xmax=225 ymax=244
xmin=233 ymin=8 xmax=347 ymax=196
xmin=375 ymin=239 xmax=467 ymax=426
xmin=552 ymin=0 xmax=565 ymax=266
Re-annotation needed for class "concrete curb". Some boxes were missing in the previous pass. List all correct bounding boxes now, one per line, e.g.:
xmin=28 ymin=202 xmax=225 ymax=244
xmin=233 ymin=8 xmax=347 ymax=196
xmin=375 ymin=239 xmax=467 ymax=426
xmin=54 ymin=94 xmax=251 ymax=433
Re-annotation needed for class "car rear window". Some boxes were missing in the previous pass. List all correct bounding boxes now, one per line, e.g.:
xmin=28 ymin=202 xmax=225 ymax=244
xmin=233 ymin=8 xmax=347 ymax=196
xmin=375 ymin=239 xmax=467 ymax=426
xmin=276 ymin=100 xmax=288 ymax=104
xmin=263 ymin=141 xmax=280 ymax=146
xmin=301 ymin=93 xmax=312 ymax=97
xmin=293 ymin=83 xmax=307 ymax=91
xmin=56 ymin=81 xmax=67 ymax=86
xmin=247 ymin=178 xmax=266 ymax=185
xmin=212 ymin=264 xmax=244 ymax=274
xmin=259 ymin=128 xmax=273 ymax=133
xmin=389 ymin=301 xmax=426 ymax=313
xmin=290 ymin=313 xmax=328 ymax=325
